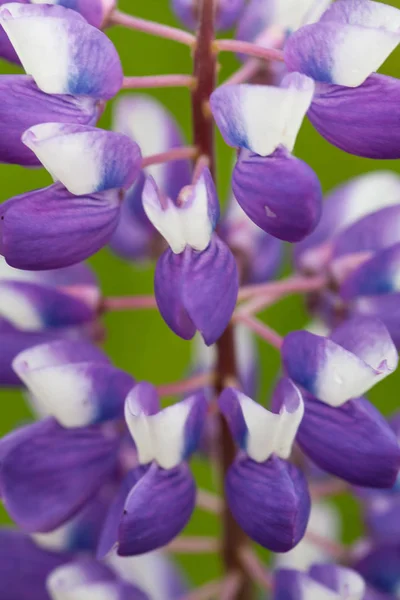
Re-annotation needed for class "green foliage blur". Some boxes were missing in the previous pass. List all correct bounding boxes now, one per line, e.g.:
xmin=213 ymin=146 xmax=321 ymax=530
xmin=0 ymin=0 xmax=400 ymax=587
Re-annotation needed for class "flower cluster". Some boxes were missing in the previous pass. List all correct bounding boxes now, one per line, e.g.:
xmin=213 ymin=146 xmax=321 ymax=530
xmin=0 ymin=0 xmax=399 ymax=599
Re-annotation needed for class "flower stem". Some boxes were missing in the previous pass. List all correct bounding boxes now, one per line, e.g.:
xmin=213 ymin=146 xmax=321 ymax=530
xmin=224 ymin=59 xmax=261 ymax=85
xmin=122 ymin=74 xmax=196 ymax=89
xmin=238 ymin=274 xmax=327 ymax=301
xmin=102 ymin=295 xmax=158 ymax=311
xmin=110 ymin=9 xmax=196 ymax=46
xmin=190 ymin=2 xmax=253 ymax=598
xmin=142 ymin=146 xmax=199 ymax=168
xmin=215 ymin=39 xmax=284 ymax=62
xmin=157 ymin=371 xmax=215 ymax=398
xmin=167 ymin=536 xmax=218 ymax=553
xmin=236 ymin=314 xmax=283 ymax=350
xmin=197 ymin=489 xmax=223 ymax=513
xmin=239 ymin=547 xmax=273 ymax=591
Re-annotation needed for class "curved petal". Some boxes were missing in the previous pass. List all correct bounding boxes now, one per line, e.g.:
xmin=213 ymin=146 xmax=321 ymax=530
xmin=351 ymin=294 xmax=400 ymax=349
xmin=0 ymin=183 xmax=120 ymax=270
xmin=23 ymin=123 xmax=141 ymax=196
xmin=31 ymin=0 xmax=116 ymax=28
xmin=13 ymin=338 xmax=109 ymax=369
xmin=309 ymin=75 xmax=400 ymax=160
xmin=0 ymin=3 xmax=123 ymax=98
xmin=118 ymin=463 xmax=196 ymax=556
xmin=226 ymin=456 xmax=310 ymax=552
xmin=210 ymin=75 xmax=314 ymax=156
xmin=233 ymin=149 xmax=322 ymax=243
xmin=298 ymin=395 xmax=400 ymax=487
xmin=0 ymin=75 xmax=99 ymax=167
xmin=1 ymin=420 xmax=120 ymax=532
xmin=355 ymin=543 xmax=400 ymax=596
xmin=172 ymin=0 xmax=244 ymax=30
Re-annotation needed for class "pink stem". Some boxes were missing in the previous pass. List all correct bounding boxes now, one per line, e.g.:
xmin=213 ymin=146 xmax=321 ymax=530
xmin=197 ymin=489 xmax=223 ymax=513
xmin=192 ymin=155 xmax=211 ymax=183
xmin=110 ymin=10 xmax=195 ymax=46
xmin=167 ymin=536 xmax=218 ymax=553
xmin=305 ymin=531 xmax=349 ymax=560
xmin=122 ymin=74 xmax=196 ymax=89
xmin=236 ymin=314 xmax=283 ymax=350
xmin=311 ymin=478 xmax=349 ymax=500
xmin=142 ymin=146 xmax=198 ymax=168
xmin=224 ymin=59 xmax=261 ymax=85
xmin=220 ymin=573 xmax=243 ymax=600
xmin=102 ymin=296 xmax=158 ymax=311
xmin=215 ymin=39 xmax=284 ymax=62
xmin=157 ymin=371 xmax=215 ymax=397
xmin=178 ymin=579 xmax=225 ymax=600
xmin=239 ymin=547 xmax=273 ymax=590
xmin=235 ymin=293 xmax=280 ymax=319
xmin=238 ymin=274 xmax=327 ymax=301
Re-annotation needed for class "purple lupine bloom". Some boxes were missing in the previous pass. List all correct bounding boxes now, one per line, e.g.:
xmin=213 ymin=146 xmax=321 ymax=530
xmin=282 ymin=318 xmax=400 ymax=487
xmin=355 ymin=542 xmax=400 ymax=598
xmin=172 ymin=0 xmax=245 ymax=31
xmin=0 ymin=76 xmax=101 ymax=166
xmin=274 ymin=564 xmax=366 ymax=599
xmin=110 ymin=94 xmax=191 ymax=262
xmin=210 ymin=73 xmax=322 ymax=242
xmin=284 ymin=0 xmax=400 ymax=158
xmin=114 ymin=383 xmax=207 ymax=555
xmin=0 ymin=3 xmax=123 ymax=98
xmin=219 ymin=380 xmax=311 ymax=552
xmin=0 ymin=259 xmax=100 ymax=386
xmin=143 ymin=168 xmax=238 ymax=345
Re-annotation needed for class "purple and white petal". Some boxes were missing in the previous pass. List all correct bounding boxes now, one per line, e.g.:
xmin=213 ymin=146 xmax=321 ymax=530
xmin=233 ymin=148 xmax=322 ymax=243
xmin=118 ymin=463 xmax=196 ymax=556
xmin=172 ymin=0 xmax=244 ymax=31
xmin=0 ymin=529 xmax=70 ymax=600
xmin=309 ymin=564 xmax=366 ymax=598
xmin=309 ymin=75 xmax=400 ymax=160
xmin=351 ymin=294 xmax=400 ymax=349
xmin=210 ymin=74 xmax=315 ymax=156
xmin=0 ymin=76 xmax=100 ymax=167
xmin=219 ymin=384 xmax=303 ymax=462
xmin=0 ymin=3 xmax=123 ymax=98
xmin=12 ymin=338 xmax=109 ymax=369
xmin=282 ymin=317 xmax=398 ymax=406
xmin=298 ymin=395 xmax=400 ymax=487
xmin=273 ymin=569 xmax=337 ymax=600
xmin=295 ymin=170 xmax=400 ymax=273
xmin=0 ymin=183 xmax=121 ymax=270
xmin=355 ymin=543 xmax=400 ymax=597
xmin=1 ymin=419 xmax=119 ymax=531
xmin=226 ymin=455 xmax=310 ymax=552
xmin=31 ymin=0 xmax=116 ymax=28
xmin=113 ymin=94 xmax=191 ymax=201
xmin=23 ymin=123 xmax=141 ymax=196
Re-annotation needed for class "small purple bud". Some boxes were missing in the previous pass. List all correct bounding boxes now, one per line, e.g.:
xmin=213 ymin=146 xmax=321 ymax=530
xmin=172 ymin=0 xmax=245 ymax=31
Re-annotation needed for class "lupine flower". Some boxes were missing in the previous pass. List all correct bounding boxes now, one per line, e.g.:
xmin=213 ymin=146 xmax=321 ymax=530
xmin=116 ymin=383 xmax=207 ymax=555
xmin=31 ymin=0 xmax=117 ymax=28
xmin=210 ymin=73 xmax=322 ymax=242
xmin=274 ymin=564 xmax=366 ymax=600
xmin=143 ymin=168 xmax=238 ymax=345
xmin=0 ymin=76 xmax=101 ymax=166
xmin=284 ymin=0 xmax=400 ymax=158
xmin=172 ymin=0 xmax=244 ymax=31
xmin=110 ymin=94 xmax=191 ymax=262
xmin=0 ymin=259 xmax=100 ymax=386
xmin=219 ymin=379 xmax=311 ymax=552
xmin=0 ymin=3 xmax=123 ymax=98
xmin=282 ymin=317 xmax=400 ymax=487
xmin=355 ymin=542 xmax=400 ymax=598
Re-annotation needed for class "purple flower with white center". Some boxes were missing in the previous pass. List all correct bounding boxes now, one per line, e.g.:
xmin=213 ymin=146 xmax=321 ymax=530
xmin=220 ymin=194 xmax=283 ymax=285
xmin=12 ymin=339 xmax=135 ymax=428
xmin=143 ymin=168 xmax=238 ymax=345
xmin=115 ymin=383 xmax=206 ymax=555
xmin=0 ymin=183 xmax=122 ymax=270
xmin=172 ymin=0 xmax=245 ymax=31
xmin=283 ymin=316 xmax=398 ymax=407
xmin=110 ymin=94 xmax=191 ymax=262
xmin=0 ymin=76 xmax=101 ymax=167
xmin=274 ymin=564 xmax=366 ymax=600
xmin=210 ymin=73 xmax=322 ymax=242
xmin=0 ymin=3 xmax=123 ymax=98
xmin=22 ymin=123 xmax=141 ymax=196
xmin=219 ymin=380 xmax=311 ymax=552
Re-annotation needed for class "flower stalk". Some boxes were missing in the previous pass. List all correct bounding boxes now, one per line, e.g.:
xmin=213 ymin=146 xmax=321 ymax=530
xmin=109 ymin=9 xmax=196 ymax=46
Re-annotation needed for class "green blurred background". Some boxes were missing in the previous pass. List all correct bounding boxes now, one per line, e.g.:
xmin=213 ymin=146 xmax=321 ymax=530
xmin=0 ymin=0 xmax=400 ymax=587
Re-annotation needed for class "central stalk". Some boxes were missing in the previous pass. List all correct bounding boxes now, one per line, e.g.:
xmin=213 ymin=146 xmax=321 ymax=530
xmin=191 ymin=2 xmax=253 ymax=598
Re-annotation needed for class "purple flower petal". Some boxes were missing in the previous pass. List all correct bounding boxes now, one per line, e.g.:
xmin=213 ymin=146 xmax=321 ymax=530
xmin=309 ymin=75 xmax=400 ymax=159
xmin=350 ymin=294 xmax=400 ymax=349
xmin=233 ymin=148 xmax=322 ymax=243
xmin=155 ymin=235 xmax=238 ymax=345
xmin=0 ymin=75 xmax=100 ymax=167
xmin=309 ymin=564 xmax=366 ymax=596
xmin=298 ymin=395 xmax=400 ymax=487
xmin=0 ymin=528 xmax=71 ymax=600
xmin=226 ymin=455 xmax=310 ymax=552
xmin=1 ymin=419 xmax=120 ymax=531
xmin=172 ymin=0 xmax=244 ymax=31
xmin=42 ymin=0 xmax=116 ymax=28
xmin=0 ymin=3 xmax=123 ymax=98
xmin=118 ymin=463 xmax=196 ymax=556
xmin=355 ymin=543 xmax=400 ymax=596
xmin=0 ymin=182 xmax=121 ymax=270
xmin=23 ymin=123 xmax=141 ymax=196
